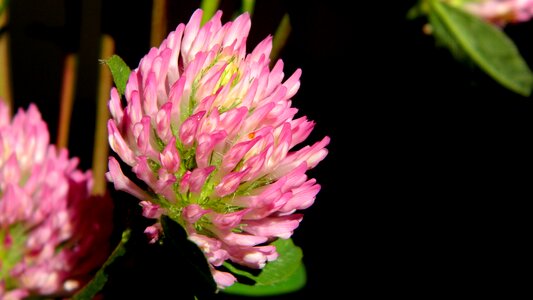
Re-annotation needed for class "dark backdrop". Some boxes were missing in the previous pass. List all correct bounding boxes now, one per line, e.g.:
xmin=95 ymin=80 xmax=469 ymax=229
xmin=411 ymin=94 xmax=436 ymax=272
xmin=6 ymin=0 xmax=529 ymax=298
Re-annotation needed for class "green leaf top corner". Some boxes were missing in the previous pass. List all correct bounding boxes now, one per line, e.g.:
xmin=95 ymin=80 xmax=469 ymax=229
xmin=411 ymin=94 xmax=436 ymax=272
xmin=102 ymin=54 xmax=131 ymax=96
xmin=427 ymin=0 xmax=533 ymax=96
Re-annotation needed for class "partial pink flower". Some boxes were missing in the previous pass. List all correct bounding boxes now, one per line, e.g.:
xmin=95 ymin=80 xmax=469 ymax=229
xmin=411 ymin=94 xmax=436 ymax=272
xmin=460 ymin=0 xmax=533 ymax=26
xmin=106 ymin=9 xmax=329 ymax=289
xmin=0 ymin=102 xmax=113 ymax=299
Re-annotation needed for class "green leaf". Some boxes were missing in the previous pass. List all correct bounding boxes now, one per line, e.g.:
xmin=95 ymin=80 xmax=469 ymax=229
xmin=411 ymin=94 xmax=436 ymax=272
xmin=224 ymin=264 xmax=306 ymax=297
xmin=102 ymin=54 xmax=131 ymax=96
xmin=428 ymin=0 xmax=533 ymax=96
xmin=72 ymin=228 xmax=131 ymax=300
xmin=428 ymin=4 xmax=468 ymax=62
xmin=222 ymin=238 xmax=307 ymax=296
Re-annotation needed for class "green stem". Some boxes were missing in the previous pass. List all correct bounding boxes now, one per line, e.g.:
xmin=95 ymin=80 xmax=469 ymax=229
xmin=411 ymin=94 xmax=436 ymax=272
xmin=241 ymin=0 xmax=255 ymax=16
xmin=200 ymin=0 xmax=220 ymax=25
xmin=270 ymin=13 xmax=291 ymax=67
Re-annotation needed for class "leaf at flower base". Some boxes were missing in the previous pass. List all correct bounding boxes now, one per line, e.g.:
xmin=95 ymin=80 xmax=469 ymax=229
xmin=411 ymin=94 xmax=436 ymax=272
xmin=406 ymin=0 xmax=429 ymax=20
xmin=224 ymin=263 xmax=306 ymax=297
xmin=160 ymin=215 xmax=217 ymax=297
xmin=428 ymin=0 xmax=533 ymax=96
xmin=428 ymin=3 xmax=468 ymax=62
xmin=222 ymin=238 xmax=307 ymax=296
xmin=72 ymin=228 xmax=131 ymax=300
xmin=102 ymin=54 xmax=131 ymax=96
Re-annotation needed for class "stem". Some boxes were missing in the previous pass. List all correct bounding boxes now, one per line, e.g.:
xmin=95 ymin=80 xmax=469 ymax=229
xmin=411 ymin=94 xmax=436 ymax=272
xmin=270 ymin=13 xmax=291 ymax=67
xmin=56 ymin=53 xmax=78 ymax=149
xmin=92 ymin=34 xmax=115 ymax=196
xmin=200 ymin=0 xmax=220 ymax=25
xmin=0 ymin=0 xmax=12 ymax=115
xmin=150 ymin=0 xmax=167 ymax=47
xmin=241 ymin=0 xmax=255 ymax=16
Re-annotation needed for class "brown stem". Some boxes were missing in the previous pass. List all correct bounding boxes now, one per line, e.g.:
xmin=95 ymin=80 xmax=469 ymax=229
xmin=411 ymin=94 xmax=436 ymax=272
xmin=57 ymin=53 xmax=78 ymax=149
xmin=92 ymin=34 xmax=115 ymax=196
xmin=0 ymin=0 xmax=12 ymax=115
xmin=151 ymin=0 xmax=168 ymax=47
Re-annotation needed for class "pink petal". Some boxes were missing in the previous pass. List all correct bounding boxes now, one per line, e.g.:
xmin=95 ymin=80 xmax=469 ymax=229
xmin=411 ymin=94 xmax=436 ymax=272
xmin=156 ymin=102 xmax=173 ymax=143
xmin=106 ymin=157 xmax=149 ymax=201
xmin=107 ymin=121 xmax=136 ymax=166
xmin=212 ymin=270 xmax=237 ymax=289
xmin=144 ymin=223 xmax=162 ymax=244
xmin=0 ymin=154 xmax=21 ymax=185
xmin=243 ymin=214 xmax=303 ymax=239
xmin=179 ymin=171 xmax=191 ymax=194
xmin=220 ymin=138 xmax=259 ymax=175
xmin=108 ymin=88 xmax=124 ymax=127
xmin=166 ymin=24 xmax=185 ymax=84
xmin=181 ymin=9 xmax=203 ymax=63
xmin=241 ymin=149 xmax=267 ymax=181
xmin=139 ymin=201 xmax=164 ymax=219
xmin=0 ymin=184 xmax=33 ymax=224
xmin=289 ymin=116 xmax=314 ymax=147
xmin=226 ymin=245 xmax=278 ymax=269
xmin=189 ymin=166 xmax=216 ymax=194
xmin=195 ymin=131 xmax=227 ymax=168
xmin=208 ymin=209 xmax=249 ymax=230
xmin=132 ymin=155 xmax=158 ymax=189
xmin=279 ymin=179 xmax=319 ymax=213
xmin=214 ymin=170 xmax=248 ymax=197
xmin=179 ymin=110 xmax=206 ymax=147
xmin=215 ymin=231 xmax=267 ymax=247
xmin=182 ymin=204 xmax=210 ymax=223
xmin=247 ymin=35 xmax=272 ymax=64
xmin=219 ymin=107 xmax=247 ymax=139
xmin=283 ymin=68 xmax=302 ymax=99
xmin=222 ymin=12 xmax=251 ymax=50
xmin=160 ymin=136 xmax=180 ymax=173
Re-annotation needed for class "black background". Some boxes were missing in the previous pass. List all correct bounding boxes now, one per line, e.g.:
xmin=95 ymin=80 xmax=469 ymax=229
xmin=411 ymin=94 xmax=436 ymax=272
xmin=5 ymin=0 xmax=530 ymax=298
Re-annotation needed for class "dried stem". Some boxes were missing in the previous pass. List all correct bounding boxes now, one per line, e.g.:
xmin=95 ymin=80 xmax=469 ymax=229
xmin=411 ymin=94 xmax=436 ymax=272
xmin=0 ymin=0 xmax=12 ymax=115
xmin=92 ymin=34 xmax=115 ymax=196
xmin=151 ymin=0 xmax=168 ymax=47
xmin=57 ymin=53 xmax=78 ymax=149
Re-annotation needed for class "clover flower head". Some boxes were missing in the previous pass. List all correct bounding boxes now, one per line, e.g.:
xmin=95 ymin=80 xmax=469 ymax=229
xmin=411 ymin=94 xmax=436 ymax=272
xmin=0 ymin=101 xmax=113 ymax=299
xmin=106 ymin=9 xmax=329 ymax=288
